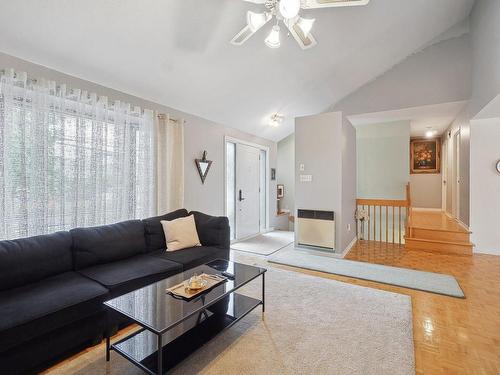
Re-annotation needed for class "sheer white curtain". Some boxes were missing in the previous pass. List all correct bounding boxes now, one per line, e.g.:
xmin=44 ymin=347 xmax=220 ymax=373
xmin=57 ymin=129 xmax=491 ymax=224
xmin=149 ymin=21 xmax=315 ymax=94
xmin=0 ymin=69 xmax=156 ymax=239
xmin=156 ymin=113 xmax=184 ymax=214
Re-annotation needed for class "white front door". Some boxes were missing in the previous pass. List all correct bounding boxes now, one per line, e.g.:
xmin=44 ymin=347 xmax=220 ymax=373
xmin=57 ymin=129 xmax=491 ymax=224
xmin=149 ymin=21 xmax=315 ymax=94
xmin=235 ymin=143 xmax=261 ymax=239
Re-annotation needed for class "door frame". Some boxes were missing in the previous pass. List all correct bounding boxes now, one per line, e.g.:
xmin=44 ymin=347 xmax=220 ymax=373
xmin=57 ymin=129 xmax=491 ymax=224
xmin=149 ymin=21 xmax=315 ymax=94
xmin=224 ymin=136 xmax=270 ymax=240
xmin=452 ymin=129 xmax=460 ymax=220
xmin=441 ymin=136 xmax=447 ymax=212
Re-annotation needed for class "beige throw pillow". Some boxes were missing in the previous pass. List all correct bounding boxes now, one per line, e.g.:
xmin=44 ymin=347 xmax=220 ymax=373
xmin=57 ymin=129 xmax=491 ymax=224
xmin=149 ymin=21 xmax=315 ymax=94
xmin=161 ymin=215 xmax=201 ymax=251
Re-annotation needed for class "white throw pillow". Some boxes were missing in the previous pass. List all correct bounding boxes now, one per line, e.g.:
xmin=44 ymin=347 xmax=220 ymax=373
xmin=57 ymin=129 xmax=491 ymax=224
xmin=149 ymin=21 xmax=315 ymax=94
xmin=161 ymin=215 xmax=201 ymax=251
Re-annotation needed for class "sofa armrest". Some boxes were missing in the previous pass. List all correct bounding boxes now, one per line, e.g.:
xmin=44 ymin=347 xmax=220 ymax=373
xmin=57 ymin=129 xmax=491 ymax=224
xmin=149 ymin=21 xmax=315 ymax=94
xmin=190 ymin=211 xmax=230 ymax=250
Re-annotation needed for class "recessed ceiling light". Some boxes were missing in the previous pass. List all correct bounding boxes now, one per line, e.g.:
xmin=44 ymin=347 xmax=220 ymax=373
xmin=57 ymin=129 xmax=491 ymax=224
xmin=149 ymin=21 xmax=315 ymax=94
xmin=425 ymin=128 xmax=437 ymax=138
xmin=269 ymin=113 xmax=283 ymax=127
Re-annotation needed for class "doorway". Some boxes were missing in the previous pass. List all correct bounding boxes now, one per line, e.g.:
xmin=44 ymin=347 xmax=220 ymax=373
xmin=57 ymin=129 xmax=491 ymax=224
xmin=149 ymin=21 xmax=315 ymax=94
xmin=225 ymin=137 xmax=269 ymax=241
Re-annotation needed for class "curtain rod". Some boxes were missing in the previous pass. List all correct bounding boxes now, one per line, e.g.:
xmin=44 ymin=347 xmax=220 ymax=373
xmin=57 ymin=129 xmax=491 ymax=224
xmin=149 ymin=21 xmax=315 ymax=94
xmin=157 ymin=113 xmax=180 ymax=123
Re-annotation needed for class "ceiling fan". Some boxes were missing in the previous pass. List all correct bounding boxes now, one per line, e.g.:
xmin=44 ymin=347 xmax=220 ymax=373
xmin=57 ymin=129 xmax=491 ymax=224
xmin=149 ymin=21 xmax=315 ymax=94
xmin=231 ymin=0 xmax=370 ymax=50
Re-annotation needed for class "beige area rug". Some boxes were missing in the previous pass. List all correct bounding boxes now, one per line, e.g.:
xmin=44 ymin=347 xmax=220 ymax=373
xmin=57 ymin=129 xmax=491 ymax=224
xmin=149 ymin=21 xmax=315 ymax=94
xmin=231 ymin=231 xmax=294 ymax=255
xmin=47 ymin=268 xmax=414 ymax=375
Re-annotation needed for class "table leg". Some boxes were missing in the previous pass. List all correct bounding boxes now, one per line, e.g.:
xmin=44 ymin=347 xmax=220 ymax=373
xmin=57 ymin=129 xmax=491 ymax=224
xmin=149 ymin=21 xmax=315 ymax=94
xmin=157 ymin=334 xmax=163 ymax=375
xmin=106 ymin=335 xmax=110 ymax=362
xmin=262 ymin=272 xmax=265 ymax=313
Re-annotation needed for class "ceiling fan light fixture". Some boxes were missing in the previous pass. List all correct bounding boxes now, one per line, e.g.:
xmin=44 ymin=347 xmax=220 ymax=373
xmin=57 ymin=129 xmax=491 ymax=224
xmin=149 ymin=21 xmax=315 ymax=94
xmin=247 ymin=11 xmax=271 ymax=32
xmin=265 ymin=25 xmax=281 ymax=48
xmin=279 ymin=0 xmax=301 ymax=19
xmin=296 ymin=17 xmax=315 ymax=38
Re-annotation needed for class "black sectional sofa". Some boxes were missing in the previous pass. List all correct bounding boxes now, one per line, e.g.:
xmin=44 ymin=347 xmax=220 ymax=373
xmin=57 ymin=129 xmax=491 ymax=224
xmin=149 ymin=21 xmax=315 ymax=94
xmin=0 ymin=209 xmax=230 ymax=374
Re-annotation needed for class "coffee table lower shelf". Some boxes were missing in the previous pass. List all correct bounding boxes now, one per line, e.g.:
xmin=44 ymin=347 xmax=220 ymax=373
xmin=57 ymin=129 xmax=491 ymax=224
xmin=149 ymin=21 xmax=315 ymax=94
xmin=109 ymin=292 xmax=262 ymax=375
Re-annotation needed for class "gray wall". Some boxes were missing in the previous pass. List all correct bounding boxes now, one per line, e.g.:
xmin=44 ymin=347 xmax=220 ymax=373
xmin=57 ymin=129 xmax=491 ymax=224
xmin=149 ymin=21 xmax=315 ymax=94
xmin=410 ymin=174 xmax=442 ymax=209
xmin=469 ymin=0 xmax=500 ymax=115
xmin=330 ymin=31 xmax=474 ymax=225
xmin=0 ymin=51 xmax=278 ymax=226
xmin=277 ymin=133 xmax=295 ymax=216
xmin=440 ymin=0 xmax=500 ymax=226
xmin=295 ymin=112 xmax=342 ymax=212
xmin=356 ymin=121 xmax=410 ymax=200
xmin=331 ymin=34 xmax=472 ymax=116
xmin=295 ymin=112 xmax=347 ymax=252
xmin=341 ymin=117 xmax=357 ymax=250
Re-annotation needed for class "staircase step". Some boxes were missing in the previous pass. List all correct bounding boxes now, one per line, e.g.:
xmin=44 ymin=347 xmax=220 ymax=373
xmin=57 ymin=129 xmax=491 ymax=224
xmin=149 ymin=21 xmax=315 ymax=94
xmin=405 ymin=237 xmax=473 ymax=256
xmin=410 ymin=227 xmax=470 ymax=243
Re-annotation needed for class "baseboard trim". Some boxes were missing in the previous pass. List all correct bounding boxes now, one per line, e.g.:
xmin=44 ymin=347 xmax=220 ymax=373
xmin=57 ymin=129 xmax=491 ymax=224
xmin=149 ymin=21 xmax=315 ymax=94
xmin=412 ymin=207 xmax=443 ymax=212
xmin=341 ymin=236 xmax=358 ymax=258
xmin=456 ymin=220 xmax=469 ymax=232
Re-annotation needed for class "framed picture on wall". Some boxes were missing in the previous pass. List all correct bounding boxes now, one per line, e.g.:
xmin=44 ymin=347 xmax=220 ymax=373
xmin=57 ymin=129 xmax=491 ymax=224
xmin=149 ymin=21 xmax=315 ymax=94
xmin=410 ymin=139 xmax=440 ymax=174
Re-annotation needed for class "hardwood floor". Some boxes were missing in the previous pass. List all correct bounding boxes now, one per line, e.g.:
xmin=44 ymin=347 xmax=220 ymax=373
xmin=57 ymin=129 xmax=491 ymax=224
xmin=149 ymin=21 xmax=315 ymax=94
xmin=338 ymin=240 xmax=500 ymax=374
xmin=409 ymin=210 xmax=468 ymax=233
xmin=405 ymin=210 xmax=474 ymax=255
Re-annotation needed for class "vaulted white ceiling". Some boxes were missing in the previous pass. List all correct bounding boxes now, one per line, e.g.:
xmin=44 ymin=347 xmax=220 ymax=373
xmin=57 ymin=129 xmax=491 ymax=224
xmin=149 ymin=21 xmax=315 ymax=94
xmin=0 ymin=0 xmax=474 ymax=141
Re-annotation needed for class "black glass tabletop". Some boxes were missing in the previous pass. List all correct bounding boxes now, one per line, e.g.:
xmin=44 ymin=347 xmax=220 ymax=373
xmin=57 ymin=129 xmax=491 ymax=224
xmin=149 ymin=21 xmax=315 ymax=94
xmin=104 ymin=259 xmax=266 ymax=334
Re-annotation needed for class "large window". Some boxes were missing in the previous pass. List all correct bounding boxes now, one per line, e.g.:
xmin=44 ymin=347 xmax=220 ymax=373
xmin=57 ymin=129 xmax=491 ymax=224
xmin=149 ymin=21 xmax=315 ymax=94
xmin=0 ymin=70 xmax=155 ymax=239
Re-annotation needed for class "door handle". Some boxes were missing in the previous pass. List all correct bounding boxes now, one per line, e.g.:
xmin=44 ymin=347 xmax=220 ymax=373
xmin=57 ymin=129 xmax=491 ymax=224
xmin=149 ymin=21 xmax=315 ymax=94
xmin=239 ymin=189 xmax=245 ymax=202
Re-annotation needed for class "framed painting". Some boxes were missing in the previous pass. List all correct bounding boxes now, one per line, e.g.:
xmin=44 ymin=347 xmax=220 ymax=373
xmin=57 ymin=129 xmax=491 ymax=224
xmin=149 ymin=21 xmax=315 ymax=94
xmin=410 ymin=139 xmax=440 ymax=174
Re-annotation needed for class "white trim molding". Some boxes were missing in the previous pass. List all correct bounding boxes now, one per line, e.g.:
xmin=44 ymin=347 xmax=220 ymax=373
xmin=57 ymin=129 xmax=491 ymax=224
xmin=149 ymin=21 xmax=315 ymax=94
xmin=412 ymin=207 xmax=443 ymax=212
xmin=341 ymin=236 xmax=358 ymax=258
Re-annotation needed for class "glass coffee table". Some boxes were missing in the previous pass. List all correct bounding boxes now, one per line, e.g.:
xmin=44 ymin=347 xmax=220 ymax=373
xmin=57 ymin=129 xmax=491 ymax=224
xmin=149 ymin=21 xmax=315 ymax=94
xmin=104 ymin=259 xmax=266 ymax=375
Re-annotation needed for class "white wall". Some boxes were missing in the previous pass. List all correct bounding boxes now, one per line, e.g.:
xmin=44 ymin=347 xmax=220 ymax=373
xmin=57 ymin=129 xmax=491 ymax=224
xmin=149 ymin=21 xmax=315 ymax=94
xmin=0 ymin=51 xmax=278 ymax=226
xmin=470 ymin=114 xmax=500 ymax=255
xmin=356 ymin=121 xmax=410 ymax=200
xmin=277 ymin=133 xmax=295 ymax=216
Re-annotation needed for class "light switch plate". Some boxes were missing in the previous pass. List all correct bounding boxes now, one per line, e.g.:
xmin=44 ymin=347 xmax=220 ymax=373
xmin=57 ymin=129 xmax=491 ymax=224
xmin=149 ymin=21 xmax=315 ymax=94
xmin=299 ymin=163 xmax=305 ymax=171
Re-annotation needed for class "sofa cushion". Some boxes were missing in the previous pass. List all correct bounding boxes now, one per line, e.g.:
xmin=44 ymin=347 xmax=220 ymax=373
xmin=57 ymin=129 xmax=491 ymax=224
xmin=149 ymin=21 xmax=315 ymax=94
xmin=0 ymin=271 xmax=108 ymax=352
xmin=78 ymin=255 xmax=182 ymax=297
xmin=71 ymin=220 xmax=147 ymax=270
xmin=162 ymin=215 xmax=201 ymax=251
xmin=0 ymin=231 xmax=73 ymax=291
xmin=143 ymin=209 xmax=189 ymax=252
xmin=148 ymin=246 xmax=229 ymax=271
xmin=190 ymin=211 xmax=230 ymax=250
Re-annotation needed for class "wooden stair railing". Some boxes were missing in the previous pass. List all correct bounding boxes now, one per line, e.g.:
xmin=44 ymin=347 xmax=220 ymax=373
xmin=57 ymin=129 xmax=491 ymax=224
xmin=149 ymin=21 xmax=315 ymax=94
xmin=356 ymin=183 xmax=411 ymax=245
xmin=406 ymin=182 xmax=412 ymax=238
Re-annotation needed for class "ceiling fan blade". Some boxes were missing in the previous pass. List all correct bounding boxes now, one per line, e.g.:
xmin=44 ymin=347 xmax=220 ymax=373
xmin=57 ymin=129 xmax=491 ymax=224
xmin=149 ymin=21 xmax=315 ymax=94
xmin=230 ymin=25 xmax=257 ymax=45
xmin=285 ymin=17 xmax=317 ymax=50
xmin=231 ymin=11 xmax=272 ymax=46
xmin=301 ymin=0 xmax=370 ymax=9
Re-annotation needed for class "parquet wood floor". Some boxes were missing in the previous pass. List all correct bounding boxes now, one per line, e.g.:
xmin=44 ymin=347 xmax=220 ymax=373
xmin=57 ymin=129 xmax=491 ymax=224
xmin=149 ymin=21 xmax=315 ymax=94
xmin=338 ymin=240 xmax=500 ymax=374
